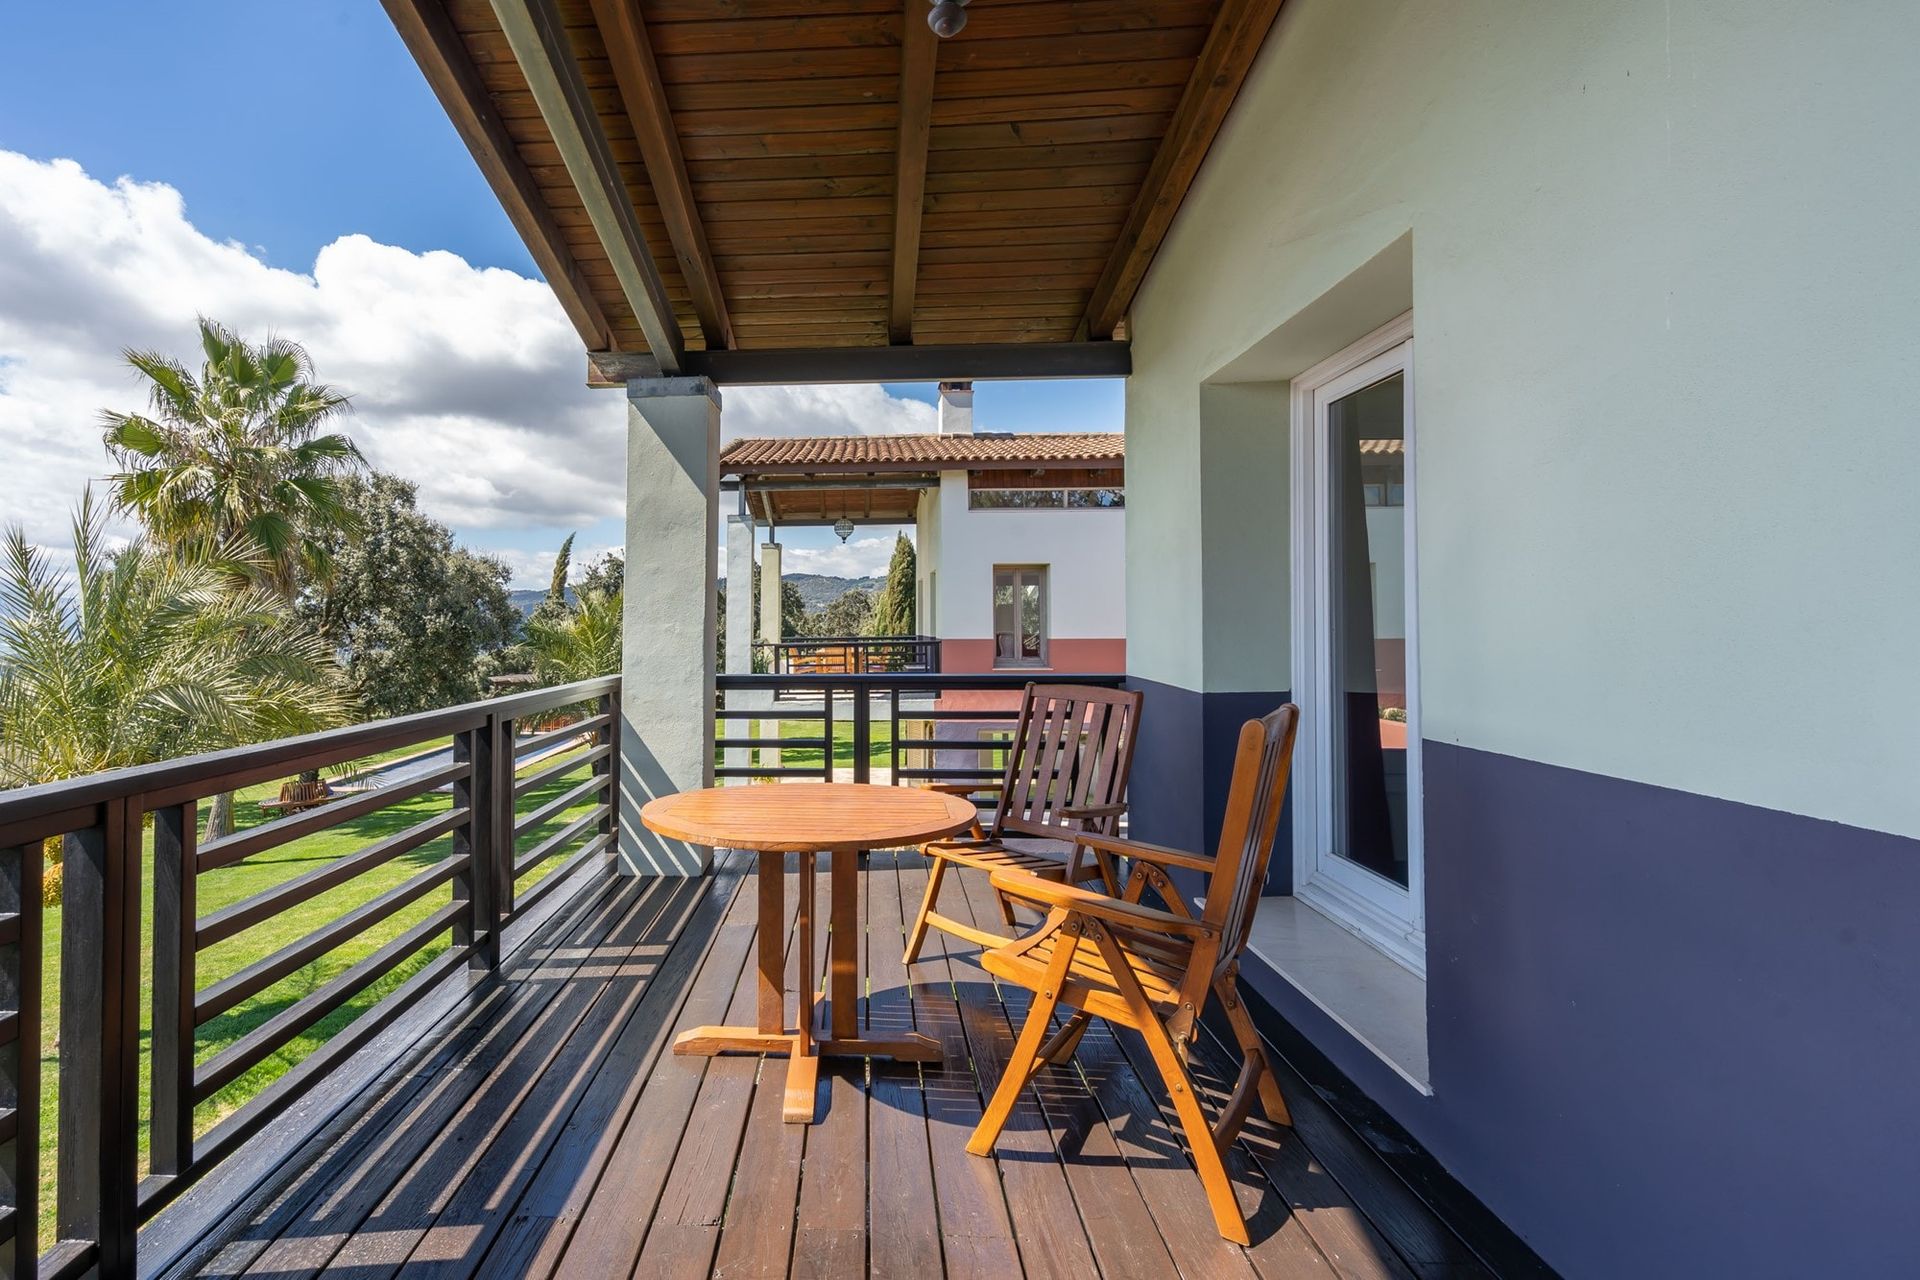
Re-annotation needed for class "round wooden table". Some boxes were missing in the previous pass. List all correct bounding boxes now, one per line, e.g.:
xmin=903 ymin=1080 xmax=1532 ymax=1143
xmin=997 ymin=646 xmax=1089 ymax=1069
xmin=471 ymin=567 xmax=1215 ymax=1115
xmin=641 ymin=783 xmax=977 ymax=1123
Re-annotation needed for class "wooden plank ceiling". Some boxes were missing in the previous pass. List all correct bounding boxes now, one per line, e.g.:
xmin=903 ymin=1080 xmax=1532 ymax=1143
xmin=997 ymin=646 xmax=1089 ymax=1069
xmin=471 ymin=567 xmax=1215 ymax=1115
xmin=396 ymin=0 xmax=1284 ymax=377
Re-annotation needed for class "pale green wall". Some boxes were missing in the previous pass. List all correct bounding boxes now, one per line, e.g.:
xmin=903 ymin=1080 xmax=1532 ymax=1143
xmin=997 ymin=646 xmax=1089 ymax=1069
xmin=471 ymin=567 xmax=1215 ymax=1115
xmin=1125 ymin=0 xmax=1920 ymax=838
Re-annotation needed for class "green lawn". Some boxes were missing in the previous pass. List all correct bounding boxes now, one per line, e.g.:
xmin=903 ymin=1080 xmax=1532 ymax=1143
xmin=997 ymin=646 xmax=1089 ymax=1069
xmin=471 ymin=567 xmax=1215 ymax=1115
xmin=32 ymin=737 xmax=604 ymax=1248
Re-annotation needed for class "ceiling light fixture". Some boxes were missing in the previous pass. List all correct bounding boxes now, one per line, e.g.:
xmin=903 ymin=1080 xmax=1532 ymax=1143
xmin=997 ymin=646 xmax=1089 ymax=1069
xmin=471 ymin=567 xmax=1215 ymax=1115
xmin=928 ymin=0 xmax=969 ymax=39
xmin=833 ymin=517 xmax=855 ymax=542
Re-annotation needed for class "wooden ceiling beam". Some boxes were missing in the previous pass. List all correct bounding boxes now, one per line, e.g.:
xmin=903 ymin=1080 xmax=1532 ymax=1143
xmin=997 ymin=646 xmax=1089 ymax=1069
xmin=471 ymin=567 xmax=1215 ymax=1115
xmin=490 ymin=0 xmax=686 ymax=371
xmin=589 ymin=0 xmax=733 ymax=350
xmin=588 ymin=339 xmax=1130 ymax=387
xmin=383 ymin=0 xmax=612 ymax=351
xmin=888 ymin=0 xmax=939 ymax=343
xmin=1080 ymin=0 xmax=1287 ymax=339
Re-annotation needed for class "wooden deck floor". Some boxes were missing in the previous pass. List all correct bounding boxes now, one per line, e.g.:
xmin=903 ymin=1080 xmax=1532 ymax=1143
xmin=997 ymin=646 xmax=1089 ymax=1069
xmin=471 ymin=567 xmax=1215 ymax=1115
xmin=184 ymin=851 xmax=1493 ymax=1280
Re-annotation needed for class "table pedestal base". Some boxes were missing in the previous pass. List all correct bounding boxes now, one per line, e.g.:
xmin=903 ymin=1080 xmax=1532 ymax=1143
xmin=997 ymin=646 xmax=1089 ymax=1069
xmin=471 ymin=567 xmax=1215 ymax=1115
xmin=674 ymin=1003 xmax=941 ymax=1122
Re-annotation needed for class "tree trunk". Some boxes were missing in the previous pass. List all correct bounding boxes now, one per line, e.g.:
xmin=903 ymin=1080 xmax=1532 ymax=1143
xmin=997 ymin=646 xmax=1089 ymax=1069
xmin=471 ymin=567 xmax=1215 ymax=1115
xmin=206 ymin=789 xmax=236 ymax=840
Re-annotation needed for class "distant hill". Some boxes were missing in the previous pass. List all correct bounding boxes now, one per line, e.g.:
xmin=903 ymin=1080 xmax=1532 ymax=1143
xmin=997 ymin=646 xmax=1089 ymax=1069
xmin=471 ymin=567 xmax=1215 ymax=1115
xmin=783 ymin=573 xmax=885 ymax=609
xmin=519 ymin=574 xmax=881 ymax=617
xmin=508 ymin=588 xmax=572 ymax=617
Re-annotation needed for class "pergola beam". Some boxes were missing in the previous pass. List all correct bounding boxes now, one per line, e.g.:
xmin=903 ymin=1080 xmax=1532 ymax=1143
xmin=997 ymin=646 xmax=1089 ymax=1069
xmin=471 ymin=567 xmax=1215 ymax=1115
xmin=491 ymin=0 xmax=685 ymax=372
xmin=384 ymin=0 xmax=611 ymax=351
xmin=1081 ymin=0 xmax=1287 ymax=339
xmin=888 ymin=0 xmax=940 ymax=343
xmin=589 ymin=0 xmax=732 ymax=350
xmin=588 ymin=340 xmax=1130 ymax=388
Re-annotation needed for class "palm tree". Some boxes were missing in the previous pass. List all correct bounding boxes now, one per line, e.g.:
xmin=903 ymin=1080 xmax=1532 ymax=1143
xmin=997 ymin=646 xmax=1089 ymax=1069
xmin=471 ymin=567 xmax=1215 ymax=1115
xmin=102 ymin=317 xmax=365 ymax=598
xmin=523 ymin=588 xmax=623 ymax=686
xmin=0 ymin=495 xmax=352 ymax=791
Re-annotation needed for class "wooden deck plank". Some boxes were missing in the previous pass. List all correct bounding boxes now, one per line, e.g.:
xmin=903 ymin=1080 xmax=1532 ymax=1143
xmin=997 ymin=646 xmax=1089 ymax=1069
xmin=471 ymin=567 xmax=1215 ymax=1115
xmin=629 ymin=857 xmax=805 ymax=1278
xmin=313 ymin=875 xmax=689 ymax=1278
xmin=394 ymin=872 xmax=722 ymax=1277
xmin=208 ymin=874 xmax=648 ymax=1278
xmin=473 ymin=852 xmax=748 ymax=1274
xmin=189 ymin=870 xmax=628 ymax=1277
xmin=787 ymin=854 xmax=870 ymax=1278
xmin=863 ymin=852 xmax=943 ymax=1280
xmin=897 ymin=854 xmax=1027 ymax=1280
xmin=183 ymin=858 xmax=1498 ymax=1280
xmin=540 ymin=855 xmax=766 ymax=1278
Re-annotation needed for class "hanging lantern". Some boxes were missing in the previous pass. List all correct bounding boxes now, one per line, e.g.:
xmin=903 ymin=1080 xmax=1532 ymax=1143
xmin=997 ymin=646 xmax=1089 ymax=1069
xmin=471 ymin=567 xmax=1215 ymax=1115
xmin=833 ymin=517 xmax=855 ymax=542
xmin=928 ymin=0 xmax=968 ymax=38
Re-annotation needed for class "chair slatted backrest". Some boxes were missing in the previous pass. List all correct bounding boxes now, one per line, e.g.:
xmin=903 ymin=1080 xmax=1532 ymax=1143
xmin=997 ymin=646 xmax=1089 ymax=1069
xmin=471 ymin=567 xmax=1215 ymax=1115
xmin=992 ymin=684 xmax=1144 ymax=844
xmin=1191 ymin=705 xmax=1301 ymax=986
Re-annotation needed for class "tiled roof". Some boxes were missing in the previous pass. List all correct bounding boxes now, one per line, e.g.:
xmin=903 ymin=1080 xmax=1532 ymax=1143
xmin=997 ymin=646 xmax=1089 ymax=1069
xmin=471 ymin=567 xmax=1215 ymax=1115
xmin=719 ymin=432 xmax=1124 ymax=472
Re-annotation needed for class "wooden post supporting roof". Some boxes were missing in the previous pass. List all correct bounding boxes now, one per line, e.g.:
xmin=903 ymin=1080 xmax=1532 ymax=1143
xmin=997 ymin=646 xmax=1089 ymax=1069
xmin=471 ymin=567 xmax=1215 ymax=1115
xmin=383 ymin=0 xmax=612 ymax=352
xmin=589 ymin=0 xmax=733 ymax=351
xmin=1082 ymin=0 xmax=1288 ymax=340
xmin=888 ymin=0 xmax=939 ymax=345
xmin=490 ymin=0 xmax=686 ymax=372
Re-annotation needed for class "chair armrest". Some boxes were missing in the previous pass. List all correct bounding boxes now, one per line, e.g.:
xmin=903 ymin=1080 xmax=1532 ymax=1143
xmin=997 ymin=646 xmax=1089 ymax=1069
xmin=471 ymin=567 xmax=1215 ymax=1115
xmin=1065 ymin=829 xmax=1216 ymax=873
xmin=1059 ymin=801 xmax=1127 ymax=823
xmin=989 ymin=870 xmax=1215 ymax=937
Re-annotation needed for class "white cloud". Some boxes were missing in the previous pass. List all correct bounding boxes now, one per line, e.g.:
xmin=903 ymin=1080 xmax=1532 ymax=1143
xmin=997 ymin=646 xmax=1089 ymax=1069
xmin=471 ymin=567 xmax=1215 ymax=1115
xmin=486 ymin=542 xmax=622 ymax=593
xmin=720 ymin=383 xmax=933 ymax=442
xmin=0 ymin=151 xmax=936 ymax=559
xmin=782 ymin=535 xmax=899 ymax=579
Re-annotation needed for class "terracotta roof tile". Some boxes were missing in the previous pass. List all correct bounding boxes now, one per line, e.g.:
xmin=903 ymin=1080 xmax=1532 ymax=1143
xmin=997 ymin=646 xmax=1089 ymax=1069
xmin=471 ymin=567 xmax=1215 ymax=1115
xmin=719 ymin=432 xmax=1124 ymax=472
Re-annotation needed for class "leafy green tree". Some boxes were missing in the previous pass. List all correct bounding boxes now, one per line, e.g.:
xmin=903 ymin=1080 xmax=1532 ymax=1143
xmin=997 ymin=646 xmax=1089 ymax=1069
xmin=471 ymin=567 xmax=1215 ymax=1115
xmin=302 ymin=474 xmax=519 ymax=718
xmin=0 ymin=494 xmax=350 ymax=789
xmin=102 ymin=317 xmax=365 ymax=597
xmin=718 ymin=564 xmax=809 ymax=662
xmin=524 ymin=588 xmax=622 ymax=685
xmin=870 ymin=534 xmax=917 ymax=635
xmin=529 ymin=532 xmax=576 ymax=631
xmin=580 ymin=551 xmax=623 ymax=598
xmin=819 ymin=587 xmax=874 ymax=637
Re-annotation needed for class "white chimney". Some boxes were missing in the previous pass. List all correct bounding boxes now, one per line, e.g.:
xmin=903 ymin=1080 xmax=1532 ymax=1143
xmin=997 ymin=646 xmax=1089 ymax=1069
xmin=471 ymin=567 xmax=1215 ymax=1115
xmin=937 ymin=380 xmax=974 ymax=435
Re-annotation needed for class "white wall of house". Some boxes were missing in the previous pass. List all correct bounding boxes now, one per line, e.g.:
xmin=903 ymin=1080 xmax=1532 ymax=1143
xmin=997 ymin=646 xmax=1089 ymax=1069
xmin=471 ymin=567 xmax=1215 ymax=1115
xmin=924 ymin=469 xmax=1126 ymax=646
xmin=1125 ymin=0 xmax=1920 ymax=842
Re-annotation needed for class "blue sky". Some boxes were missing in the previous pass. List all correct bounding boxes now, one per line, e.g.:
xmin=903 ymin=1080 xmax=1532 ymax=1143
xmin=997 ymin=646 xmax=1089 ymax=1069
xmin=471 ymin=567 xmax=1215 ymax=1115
xmin=0 ymin=2 xmax=1122 ymax=584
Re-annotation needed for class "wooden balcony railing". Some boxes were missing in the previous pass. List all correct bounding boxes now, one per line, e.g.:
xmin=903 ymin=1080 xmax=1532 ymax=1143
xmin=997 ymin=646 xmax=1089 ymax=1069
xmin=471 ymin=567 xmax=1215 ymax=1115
xmin=714 ymin=671 xmax=1128 ymax=792
xmin=754 ymin=634 xmax=941 ymax=676
xmin=0 ymin=676 xmax=618 ymax=1280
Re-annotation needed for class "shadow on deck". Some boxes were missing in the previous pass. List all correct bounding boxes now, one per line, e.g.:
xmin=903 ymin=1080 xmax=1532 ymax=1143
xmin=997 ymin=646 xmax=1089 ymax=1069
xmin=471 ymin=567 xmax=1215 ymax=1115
xmin=174 ymin=852 xmax=1491 ymax=1279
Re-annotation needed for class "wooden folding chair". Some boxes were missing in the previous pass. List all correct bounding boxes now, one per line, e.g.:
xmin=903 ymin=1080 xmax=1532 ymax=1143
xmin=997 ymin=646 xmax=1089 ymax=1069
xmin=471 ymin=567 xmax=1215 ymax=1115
xmin=902 ymin=682 xmax=1143 ymax=964
xmin=967 ymin=704 xmax=1300 ymax=1245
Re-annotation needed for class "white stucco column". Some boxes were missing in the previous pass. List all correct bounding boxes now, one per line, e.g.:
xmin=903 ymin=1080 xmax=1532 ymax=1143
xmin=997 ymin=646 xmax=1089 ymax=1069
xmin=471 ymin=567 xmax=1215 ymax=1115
xmin=621 ymin=376 xmax=719 ymax=876
xmin=723 ymin=503 xmax=756 ymax=779
xmin=758 ymin=540 xmax=783 ymax=646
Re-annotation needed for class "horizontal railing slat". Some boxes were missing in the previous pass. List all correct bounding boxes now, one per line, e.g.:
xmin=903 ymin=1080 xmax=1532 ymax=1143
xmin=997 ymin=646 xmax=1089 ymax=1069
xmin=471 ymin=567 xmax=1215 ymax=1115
xmin=193 ymin=854 xmax=467 ymax=1027
xmin=512 ymin=775 xmax=610 ymax=839
xmin=0 ymin=676 xmax=618 ymax=826
xmin=515 ymin=807 xmax=610 ymax=877
xmin=197 ymin=761 xmax=468 ymax=872
xmin=512 ymin=742 xmax=612 ymax=799
xmin=714 ymin=737 xmax=827 ymax=749
xmin=196 ymin=808 xmax=469 ymax=950
xmin=514 ymin=714 xmax=609 ymax=759
xmin=193 ymin=901 xmax=466 ymax=1103
xmin=138 ymin=942 xmax=474 ymax=1222
xmin=41 ymin=1238 xmax=99 ymax=1280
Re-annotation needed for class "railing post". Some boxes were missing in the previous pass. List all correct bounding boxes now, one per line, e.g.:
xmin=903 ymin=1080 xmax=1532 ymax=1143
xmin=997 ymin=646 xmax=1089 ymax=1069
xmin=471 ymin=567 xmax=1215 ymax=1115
xmin=852 ymin=683 xmax=872 ymax=785
xmin=595 ymin=692 xmax=617 ymax=844
xmin=493 ymin=714 xmax=517 ymax=920
xmin=150 ymin=801 xmax=197 ymax=1180
xmin=453 ymin=726 xmax=500 ymax=971
xmin=57 ymin=801 xmax=141 ymax=1279
xmin=0 ymin=840 xmax=42 ymax=1280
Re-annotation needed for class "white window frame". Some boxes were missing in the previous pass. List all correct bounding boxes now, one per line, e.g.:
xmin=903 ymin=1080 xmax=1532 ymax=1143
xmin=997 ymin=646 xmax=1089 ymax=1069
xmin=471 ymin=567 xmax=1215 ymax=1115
xmin=991 ymin=565 xmax=1050 ymax=668
xmin=1288 ymin=312 xmax=1425 ymax=977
